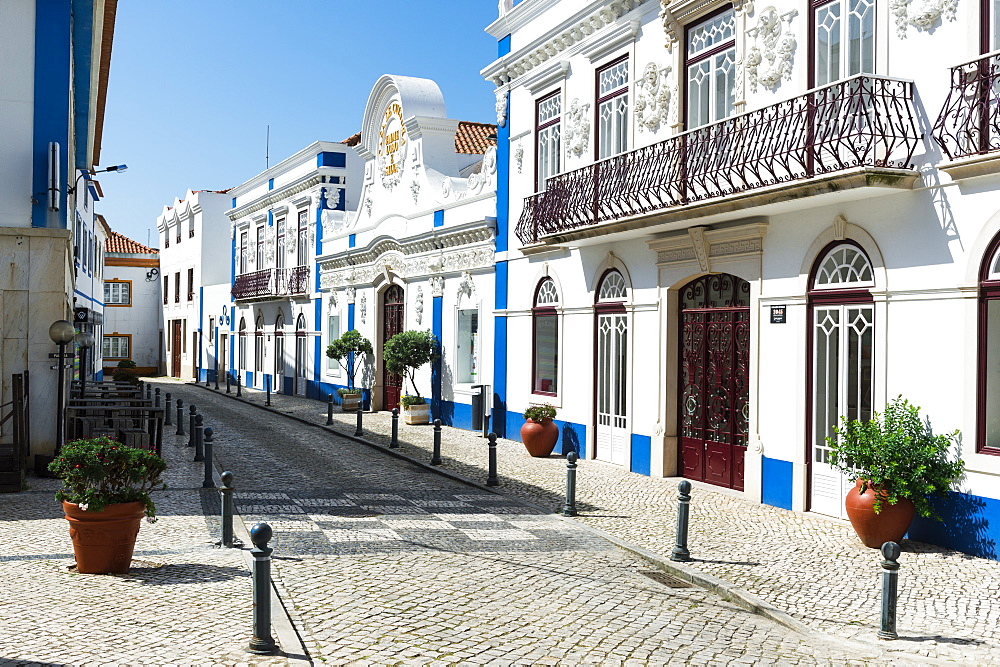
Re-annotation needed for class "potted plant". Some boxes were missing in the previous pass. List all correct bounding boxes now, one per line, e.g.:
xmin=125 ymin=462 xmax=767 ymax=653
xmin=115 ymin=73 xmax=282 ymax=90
xmin=828 ymin=396 xmax=964 ymax=548
xmin=521 ymin=403 xmax=559 ymax=457
xmin=326 ymin=329 xmax=373 ymax=412
xmin=383 ymin=330 xmax=437 ymax=424
xmin=112 ymin=359 xmax=140 ymax=385
xmin=48 ymin=436 xmax=167 ymax=573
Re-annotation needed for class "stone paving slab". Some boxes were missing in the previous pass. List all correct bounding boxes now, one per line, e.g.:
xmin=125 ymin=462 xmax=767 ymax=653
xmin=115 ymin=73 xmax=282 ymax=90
xmin=183 ymin=379 xmax=1000 ymax=664
xmin=0 ymin=423 xmax=290 ymax=666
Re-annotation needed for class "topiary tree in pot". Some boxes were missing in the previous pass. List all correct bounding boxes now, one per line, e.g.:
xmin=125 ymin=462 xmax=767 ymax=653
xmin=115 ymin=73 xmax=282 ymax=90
xmin=326 ymin=329 xmax=373 ymax=411
xmin=828 ymin=396 xmax=964 ymax=548
xmin=383 ymin=329 xmax=437 ymax=424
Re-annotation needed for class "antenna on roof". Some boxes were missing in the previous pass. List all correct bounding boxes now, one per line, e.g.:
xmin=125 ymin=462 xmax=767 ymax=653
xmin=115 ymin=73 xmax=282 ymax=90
xmin=266 ymin=124 xmax=270 ymax=169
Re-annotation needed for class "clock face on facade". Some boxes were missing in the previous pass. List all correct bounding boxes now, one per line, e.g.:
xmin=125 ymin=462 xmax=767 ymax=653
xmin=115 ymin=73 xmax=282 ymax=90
xmin=377 ymin=101 xmax=406 ymax=187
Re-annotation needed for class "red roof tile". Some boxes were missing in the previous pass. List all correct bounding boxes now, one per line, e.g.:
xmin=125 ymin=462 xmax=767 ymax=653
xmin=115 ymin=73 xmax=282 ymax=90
xmin=341 ymin=132 xmax=361 ymax=147
xmin=106 ymin=230 xmax=158 ymax=255
xmin=455 ymin=121 xmax=497 ymax=155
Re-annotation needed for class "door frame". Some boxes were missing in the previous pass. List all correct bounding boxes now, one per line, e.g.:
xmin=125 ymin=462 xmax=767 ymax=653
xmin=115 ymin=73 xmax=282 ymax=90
xmin=592 ymin=268 xmax=631 ymax=466
xmin=380 ymin=283 xmax=405 ymax=411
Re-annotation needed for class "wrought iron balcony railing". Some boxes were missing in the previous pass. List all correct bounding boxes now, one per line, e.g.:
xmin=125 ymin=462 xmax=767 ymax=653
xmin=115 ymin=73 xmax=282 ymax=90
xmin=934 ymin=51 xmax=1000 ymax=160
xmin=516 ymin=75 xmax=920 ymax=245
xmin=231 ymin=266 xmax=310 ymax=301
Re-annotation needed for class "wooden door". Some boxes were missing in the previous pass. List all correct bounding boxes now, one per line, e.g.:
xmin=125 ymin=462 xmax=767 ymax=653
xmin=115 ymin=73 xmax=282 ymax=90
xmin=678 ymin=274 xmax=750 ymax=491
xmin=171 ymin=321 xmax=181 ymax=378
xmin=382 ymin=285 xmax=404 ymax=409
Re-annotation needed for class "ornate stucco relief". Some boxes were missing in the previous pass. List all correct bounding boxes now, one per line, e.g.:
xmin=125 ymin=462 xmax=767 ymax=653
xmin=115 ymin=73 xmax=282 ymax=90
xmin=565 ymin=99 xmax=591 ymax=156
xmin=634 ymin=62 xmax=672 ymax=132
xmin=415 ymin=286 xmax=424 ymax=325
xmin=359 ymin=294 xmax=367 ymax=323
xmin=430 ymin=275 xmax=444 ymax=297
xmin=746 ymin=7 xmax=798 ymax=93
xmin=514 ymin=143 xmax=524 ymax=173
xmin=495 ymin=87 xmax=507 ymax=127
xmin=889 ymin=0 xmax=958 ymax=37
xmin=345 ymin=286 xmax=357 ymax=304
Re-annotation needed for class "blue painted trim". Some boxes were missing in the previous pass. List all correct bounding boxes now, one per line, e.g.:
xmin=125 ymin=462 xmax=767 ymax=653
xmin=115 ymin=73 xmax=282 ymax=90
xmin=32 ymin=0 xmax=72 ymax=228
xmin=630 ymin=434 xmax=651 ymax=476
xmin=73 ymin=289 xmax=103 ymax=306
xmin=317 ymin=151 xmax=346 ymax=168
xmin=95 ymin=370 xmax=103 ymax=381
xmin=348 ymin=303 xmax=355 ymax=331
xmin=348 ymin=234 xmax=356 ymax=248
xmin=433 ymin=209 xmax=444 ymax=228
xmin=496 ymin=94 xmax=510 ymax=253
xmin=268 ymin=178 xmax=274 ymax=190
xmin=432 ymin=296 xmax=443 ymax=418
xmin=268 ymin=210 xmax=273 ymax=227
xmin=71 ymin=0 xmax=96 ymax=170
xmin=198 ymin=286 xmax=204 ymax=377
xmin=314 ymin=298 xmax=322 ymax=397
xmin=232 ymin=196 xmax=237 ymax=208
xmin=493 ymin=314 xmax=508 ymax=438
xmin=909 ymin=491 xmax=999 ymax=560
xmin=230 ymin=233 xmax=236 ymax=291
xmin=315 ymin=201 xmax=323 ymax=292
xmin=498 ymin=35 xmax=511 ymax=57
xmin=761 ymin=456 xmax=794 ymax=510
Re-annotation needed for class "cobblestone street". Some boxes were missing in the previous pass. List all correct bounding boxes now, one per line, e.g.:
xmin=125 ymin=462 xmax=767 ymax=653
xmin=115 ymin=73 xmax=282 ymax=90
xmin=164 ymin=380 xmax=909 ymax=665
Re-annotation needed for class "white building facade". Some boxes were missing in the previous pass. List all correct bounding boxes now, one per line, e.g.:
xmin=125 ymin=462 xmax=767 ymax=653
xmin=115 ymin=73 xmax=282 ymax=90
xmin=156 ymin=190 xmax=232 ymax=381
xmin=227 ymin=142 xmax=363 ymax=397
xmin=484 ymin=0 xmax=1000 ymax=558
xmin=102 ymin=230 xmax=161 ymax=375
xmin=316 ymin=75 xmax=498 ymax=424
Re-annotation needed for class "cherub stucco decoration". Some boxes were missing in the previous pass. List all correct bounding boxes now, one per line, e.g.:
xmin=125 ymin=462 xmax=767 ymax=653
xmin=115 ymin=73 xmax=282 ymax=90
xmin=564 ymin=98 xmax=591 ymax=156
xmin=634 ymin=62 xmax=671 ymax=132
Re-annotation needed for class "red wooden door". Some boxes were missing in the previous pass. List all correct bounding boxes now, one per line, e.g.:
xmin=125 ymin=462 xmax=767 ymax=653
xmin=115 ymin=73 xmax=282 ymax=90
xmin=678 ymin=274 xmax=750 ymax=491
xmin=382 ymin=285 xmax=404 ymax=409
xmin=171 ymin=321 xmax=182 ymax=378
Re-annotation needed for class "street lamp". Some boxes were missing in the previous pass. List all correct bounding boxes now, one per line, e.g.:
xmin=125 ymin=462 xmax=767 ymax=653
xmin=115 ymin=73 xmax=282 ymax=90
xmin=67 ymin=164 xmax=128 ymax=194
xmin=75 ymin=331 xmax=95 ymax=397
xmin=49 ymin=320 xmax=75 ymax=454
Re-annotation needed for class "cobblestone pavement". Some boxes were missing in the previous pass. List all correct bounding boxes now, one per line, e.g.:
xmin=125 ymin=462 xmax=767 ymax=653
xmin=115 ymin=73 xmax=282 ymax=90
xmin=176 ymin=378 xmax=1000 ymax=664
xmin=0 ymin=410 xmax=289 ymax=666
xmin=163 ymin=379 xmax=937 ymax=665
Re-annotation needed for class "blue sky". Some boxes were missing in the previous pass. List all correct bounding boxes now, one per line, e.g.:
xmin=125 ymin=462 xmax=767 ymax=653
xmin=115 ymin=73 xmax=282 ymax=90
xmin=97 ymin=1 xmax=500 ymax=246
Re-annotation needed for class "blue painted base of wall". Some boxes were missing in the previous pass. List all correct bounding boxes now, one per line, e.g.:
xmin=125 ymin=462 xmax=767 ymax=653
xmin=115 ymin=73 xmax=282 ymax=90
xmin=630 ymin=434 xmax=651 ymax=476
xmin=94 ymin=370 xmax=103 ymax=381
xmin=908 ymin=491 xmax=999 ymax=560
xmin=762 ymin=456 xmax=794 ymax=510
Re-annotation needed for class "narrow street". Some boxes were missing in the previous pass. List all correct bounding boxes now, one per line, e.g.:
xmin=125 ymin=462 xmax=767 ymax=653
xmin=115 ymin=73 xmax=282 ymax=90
xmin=164 ymin=381 xmax=890 ymax=665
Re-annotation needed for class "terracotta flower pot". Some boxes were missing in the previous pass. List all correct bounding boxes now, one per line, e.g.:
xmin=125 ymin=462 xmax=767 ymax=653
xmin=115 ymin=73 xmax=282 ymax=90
xmin=844 ymin=479 xmax=915 ymax=549
xmin=521 ymin=418 xmax=559 ymax=457
xmin=63 ymin=501 xmax=145 ymax=574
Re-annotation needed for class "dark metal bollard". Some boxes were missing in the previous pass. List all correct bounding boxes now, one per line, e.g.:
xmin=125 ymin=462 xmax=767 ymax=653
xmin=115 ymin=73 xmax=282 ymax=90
xmin=390 ymin=408 xmax=399 ymax=448
xmin=226 ymin=372 xmax=231 ymax=393
xmin=248 ymin=523 xmax=277 ymax=655
xmin=146 ymin=383 xmax=152 ymax=401
xmin=354 ymin=402 xmax=363 ymax=437
xmin=175 ymin=398 xmax=185 ymax=436
xmin=562 ymin=451 xmax=578 ymax=516
xmin=486 ymin=433 xmax=499 ymax=486
xmin=214 ymin=369 xmax=219 ymax=390
xmin=188 ymin=404 xmax=197 ymax=447
xmin=154 ymin=387 xmax=161 ymax=408
xmin=165 ymin=392 xmax=173 ymax=426
xmin=193 ymin=413 xmax=205 ymax=462
xmin=671 ymin=480 xmax=693 ymax=562
xmin=327 ymin=393 xmax=334 ymax=425
xmin=219 ymin=471 xmax=235 ymax=548
xmin=265 ymin=375 xmax=271 ymax=406
xmin=236 ymin=372 xmax=242 ymax=397
xmin=202 ymin=426 xmax=214 ymax=488
xmin=879 ymin=542 xmax=901 ymax=640
xmin=431 ymin=419 xmax=443 ymax=465
xmin=206 ymin=368 xmax=211 ymax=387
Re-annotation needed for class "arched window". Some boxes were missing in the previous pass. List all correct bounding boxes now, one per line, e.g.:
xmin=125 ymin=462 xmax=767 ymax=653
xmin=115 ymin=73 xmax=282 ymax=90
xmin=238 ymin=317 xmax=247 ymax=370
xmin=595 ymin=269 xmax=629 ymax=465
xmin=809 ymin=242 xmax=875 ymax=518
xmin=597 ymin=270 xmax=627 ymax=302
xmin=254 ymin=315 xmax=264 ymax=372
xmin=978 ymin=236 xmax=1000 ymax=454
xmin=532 ymin=277 xmax=560 ymax=394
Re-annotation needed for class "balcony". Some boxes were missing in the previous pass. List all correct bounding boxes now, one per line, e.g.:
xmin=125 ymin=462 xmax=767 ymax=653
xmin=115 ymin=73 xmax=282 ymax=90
xmin=934 ymin=51 xmax=1000 ymax=178
xmin=231 ymin=266 xmax=310 ymax=301
xmin=516 ymin=75 xmax=921 ymax=246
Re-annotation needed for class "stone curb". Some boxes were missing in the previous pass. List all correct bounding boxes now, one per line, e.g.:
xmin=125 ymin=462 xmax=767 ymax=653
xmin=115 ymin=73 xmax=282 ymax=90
xmin=185 ymin=381 xmax=945 ymax=663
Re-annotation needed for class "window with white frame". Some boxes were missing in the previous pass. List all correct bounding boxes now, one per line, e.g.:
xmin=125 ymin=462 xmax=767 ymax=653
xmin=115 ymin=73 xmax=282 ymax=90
xmin=532 ymin=278 xmax=559 ymax=395
xmin=254 ymin=317 xmax=264 ymax=372
xmin=276 ymin=217 xmax=286 ymax=270
xmin=104 ymin=281 xmax=131 ymax=305
xmin=238 ymin=317 xmax=247 ymax=369
xmin=456 ymin=308 xmax=479 ymax=384
xmin=597 ymin=56 xmax=629 ymax=160
xmin=297 ymin=209 xmax=309 ymax=267
xmin=813 ymin=0 xmax=874 ymax=87
xmin=239 ymin=230 xmax=248 ymax=273
xmin=686 ymin=8 xmax=736 ymax=128
xmin=327 ymin=314 xmax=341 ymax=371
xmin=536 ymin=91 xmax=562 ymax=191
xmin=256 ymin=226 xmax=265 ymax=269
xmin=103 ymin=335 xmax=129 ymax=360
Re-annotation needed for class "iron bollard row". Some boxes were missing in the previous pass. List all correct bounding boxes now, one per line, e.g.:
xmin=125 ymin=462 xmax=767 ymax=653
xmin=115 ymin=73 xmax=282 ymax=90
xmin=175 ymin=398 xmax=185 ymax=436
xmin=431 ymin=419 xmax=442 ymax=465
xmin=236 ymin=372 xmax=242 ymax=397
xmin=193 ymin=413 xmax=204 ymax=461
xmin=486 ymin=432 xmax=498 ymax=486
xmin=389 ymin=408 xmax=399 ymax=448
xmin=562 ymin=451 xmax=578 ymax=516
xmin=154 ymin=387 xmax=161 ymax=408
xmin=354 ymin=403 xmax=363 ymax=437
xmin=188 ymin=404 xmax=197 ymax=448
xmin=219 ymin=471 xmax=237 ymax=548
xmin=265 ymin=375 xmax=271 ymax=406
xmin=226 ymin=372 xmax=231 ymax=393
xmin=165 ymin=392 xmax=173 ymax=426
xmin=879 ymin=542 xmax=901 ymax=640
xmin=248 ymin=522 xmax=277 ymax=654
xmin=203 ymin=426 xmax=215 ymax=489
xmin=671 ymin=480 xmax=692 ymax=562
xmin=327 ymin=394 xmax=334 ymax=425
xmin=214 ymin=369 xmax=219 ymax=390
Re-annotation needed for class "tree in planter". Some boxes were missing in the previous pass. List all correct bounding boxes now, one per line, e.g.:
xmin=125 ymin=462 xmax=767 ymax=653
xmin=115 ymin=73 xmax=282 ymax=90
xmin=326 ymin=329 xmax=373 ymax=392
xmin=383 ymin=329 xmax=438 ymax=404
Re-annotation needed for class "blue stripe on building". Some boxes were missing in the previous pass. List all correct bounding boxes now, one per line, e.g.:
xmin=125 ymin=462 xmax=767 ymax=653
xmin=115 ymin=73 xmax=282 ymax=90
xmin=762 ymin=456 xmax=794 ymax=510
xmin=32 ymin=0 xmax=72 ymax=228
xmin=432 ymin=295 xmax=443 ymax=420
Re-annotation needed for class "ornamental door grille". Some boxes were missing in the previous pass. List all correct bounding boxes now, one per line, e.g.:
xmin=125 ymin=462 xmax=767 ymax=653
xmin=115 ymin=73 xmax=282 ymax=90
xmin=596 ymin=312 xmax=628 ymax=465
xmin=382 ymin=285 xmax=405 ymax=410
xmin=678 ymin=274 xmax=750 ymax=491
xmin=295 ymin=336 xmax=307 ymax=396
xmin=810 ymin=303 xmax=873 ymax=518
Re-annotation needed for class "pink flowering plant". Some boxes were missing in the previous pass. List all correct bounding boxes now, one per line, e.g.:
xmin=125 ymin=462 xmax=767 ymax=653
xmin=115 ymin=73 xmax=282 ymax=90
xmin=48 ymin=436 xmax=167 ymax=520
